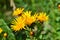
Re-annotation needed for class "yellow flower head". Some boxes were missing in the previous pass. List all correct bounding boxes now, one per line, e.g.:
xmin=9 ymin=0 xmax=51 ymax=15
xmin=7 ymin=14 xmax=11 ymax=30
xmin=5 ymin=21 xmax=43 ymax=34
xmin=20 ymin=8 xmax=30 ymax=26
xmin=4 ymin=33 xmax=7 ymax=37
xmin=13 ymin=8 xmax=24 ymax=16
xmin=30 ymin=31 xmax=34 ymax=36
xmin=37 ymin=12 xmax=48 ymax=22
xmin=0 ymin=28 xmax=3 ymax=34
xmin=11 ymin=17 xmax=25 ymax=31
xmin=25 ymin=16 xmax=36 ymax=25
xmin=22 ymin=11 xmax=36 ymax=25
xmin=58 ymin=4 xmax=60 ymax=8
xmin=23 ymin=11 xmax=31 ymax=17
xmin=34 ymin=13 xmax=38 ymax=19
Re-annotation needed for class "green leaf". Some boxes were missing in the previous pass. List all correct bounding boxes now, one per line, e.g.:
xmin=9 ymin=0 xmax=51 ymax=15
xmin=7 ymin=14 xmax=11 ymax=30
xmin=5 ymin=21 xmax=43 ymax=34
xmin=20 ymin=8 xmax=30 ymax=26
xmin=0 ymin=19 xmax=16 ymax=40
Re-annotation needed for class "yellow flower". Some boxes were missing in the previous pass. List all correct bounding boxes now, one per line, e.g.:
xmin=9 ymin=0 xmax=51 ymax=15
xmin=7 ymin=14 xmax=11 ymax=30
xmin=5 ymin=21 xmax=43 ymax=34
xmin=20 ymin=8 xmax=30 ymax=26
xmin=11 ymin=17 xmax=25 ymax=31
xmin=0 ymin=28 xmax=3 ymax=34
xmin=23 ymin=11 xmax=31 ymax=17
xmin=30 ymin=31 xmax=34 ymax=36
xmin=26 ymin=16 xmax=36 ymax=25
xmin=58 ymin=4 xmax=60 ymax=8
xmin=13 ymin=8 xmax=24 ymax=16
xmin=4 ymin=33 xmax=7 ymax=37
xmin=37 ymin=12 xmax=48 ymax=22
xmin=22 ymin=11 xmax=36 ymax=25
xmin=34 ymin=13 xmax=38 ymax=19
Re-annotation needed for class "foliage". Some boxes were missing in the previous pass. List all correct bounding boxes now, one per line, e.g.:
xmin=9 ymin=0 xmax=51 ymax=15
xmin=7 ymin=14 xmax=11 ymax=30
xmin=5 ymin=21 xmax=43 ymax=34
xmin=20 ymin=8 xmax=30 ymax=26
xmin=0 ymin=0 xmax=60 ymax=40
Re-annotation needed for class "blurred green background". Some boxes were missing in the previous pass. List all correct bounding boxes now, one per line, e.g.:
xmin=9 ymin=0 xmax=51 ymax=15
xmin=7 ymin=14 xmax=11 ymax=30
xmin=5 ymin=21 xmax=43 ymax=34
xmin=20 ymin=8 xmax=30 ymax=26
xmin=0 ymin=0 xmax=60 ymax=40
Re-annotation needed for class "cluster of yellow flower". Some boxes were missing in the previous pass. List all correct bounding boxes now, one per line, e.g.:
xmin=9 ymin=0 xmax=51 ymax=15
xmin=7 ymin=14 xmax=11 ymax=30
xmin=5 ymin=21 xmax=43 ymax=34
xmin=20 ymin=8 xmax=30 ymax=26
xmin=11 ymin=8 xmax=49 ymax=32
xmin=0 ymin=28 xmax=7 ymax=37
